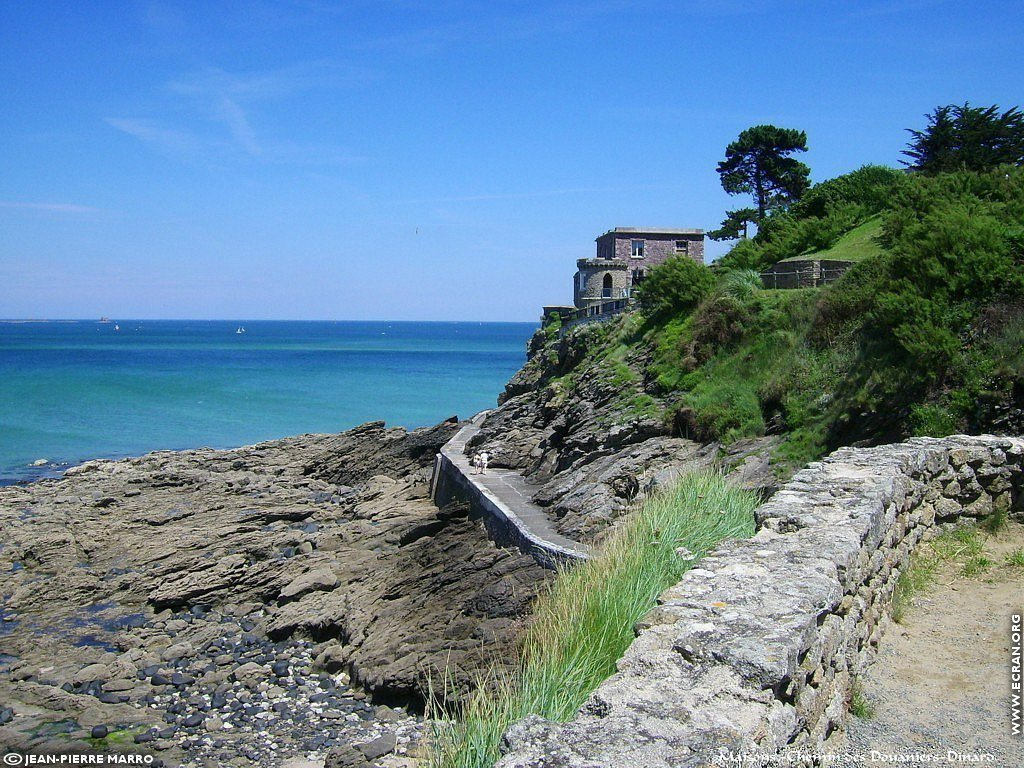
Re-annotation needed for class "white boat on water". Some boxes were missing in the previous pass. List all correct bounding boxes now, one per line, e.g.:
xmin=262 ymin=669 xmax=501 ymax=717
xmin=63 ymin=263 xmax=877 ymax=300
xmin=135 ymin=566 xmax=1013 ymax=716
xmin=236 ymin=327 xmax=246 ymax=334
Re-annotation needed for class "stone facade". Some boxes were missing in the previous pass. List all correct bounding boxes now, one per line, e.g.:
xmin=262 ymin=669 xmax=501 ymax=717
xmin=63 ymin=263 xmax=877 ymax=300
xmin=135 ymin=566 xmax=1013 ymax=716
xmin=574 ymin=228 xmax=705 ymax=309
xmin=595 ymin=228 xmax=705 ymax=268
xmin=497 ymin=434 xmax=1024 ymax=768
xmin=573 ymin=259 xmax=631 ymax=308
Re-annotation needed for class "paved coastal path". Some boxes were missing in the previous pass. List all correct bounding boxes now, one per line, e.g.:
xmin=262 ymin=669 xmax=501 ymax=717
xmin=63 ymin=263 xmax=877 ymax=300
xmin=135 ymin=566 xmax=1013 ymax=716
xmin=432 ymin=412 xmax=590 ymax=567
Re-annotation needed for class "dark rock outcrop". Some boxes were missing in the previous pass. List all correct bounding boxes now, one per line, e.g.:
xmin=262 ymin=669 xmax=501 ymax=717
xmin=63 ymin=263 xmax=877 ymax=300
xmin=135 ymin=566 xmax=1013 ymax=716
xmin=471 ymin=324 xmax=780 ymax=541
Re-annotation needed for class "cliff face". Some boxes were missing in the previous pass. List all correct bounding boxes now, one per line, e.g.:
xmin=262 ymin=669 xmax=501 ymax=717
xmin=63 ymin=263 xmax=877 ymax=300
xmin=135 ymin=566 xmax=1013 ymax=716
xmin=466 ymin=320 xmax=779 ymax=542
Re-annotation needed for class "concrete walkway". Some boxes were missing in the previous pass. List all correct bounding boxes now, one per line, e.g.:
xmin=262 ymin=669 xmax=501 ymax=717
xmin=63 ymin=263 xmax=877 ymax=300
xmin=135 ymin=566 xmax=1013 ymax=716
xmin=434 ymin=412 xmax=590 ymax=567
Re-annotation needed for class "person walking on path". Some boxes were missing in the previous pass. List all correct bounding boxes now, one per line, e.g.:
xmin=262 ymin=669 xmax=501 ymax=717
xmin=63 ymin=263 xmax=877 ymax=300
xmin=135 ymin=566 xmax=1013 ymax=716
xmin=478 ymin=451 xmax=489 ymax=474
xmin=471 ymin=453 xmax=481 ymax=474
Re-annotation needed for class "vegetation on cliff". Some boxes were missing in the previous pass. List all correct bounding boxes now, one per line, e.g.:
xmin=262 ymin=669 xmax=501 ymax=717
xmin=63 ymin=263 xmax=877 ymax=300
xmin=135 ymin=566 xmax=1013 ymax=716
xmin=531 ymin=162 xmax=1024 ymax=474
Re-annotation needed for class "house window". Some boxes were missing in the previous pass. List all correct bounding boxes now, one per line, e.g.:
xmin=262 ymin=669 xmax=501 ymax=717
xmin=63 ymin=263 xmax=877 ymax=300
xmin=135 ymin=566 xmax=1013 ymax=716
xmin=602 ymin=273 xmax=613 ymax=298
xmin=631 ymin=239 xmax=645 ymax=258
xmin=675 ymin=240 xmax=689 ymax=253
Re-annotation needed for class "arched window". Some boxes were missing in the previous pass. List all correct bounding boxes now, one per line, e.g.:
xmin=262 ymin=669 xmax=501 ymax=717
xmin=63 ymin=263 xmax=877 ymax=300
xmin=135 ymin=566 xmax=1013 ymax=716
xmin=602 ymin=273 xmax=613 ymax=298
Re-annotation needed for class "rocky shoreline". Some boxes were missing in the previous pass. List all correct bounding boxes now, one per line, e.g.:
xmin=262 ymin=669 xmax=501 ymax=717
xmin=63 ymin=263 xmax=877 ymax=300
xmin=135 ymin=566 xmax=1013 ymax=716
xmin=0 ymin=324 xmax=784 ymax=767
xmin=0 ymin=420 xmax=550 ymax=767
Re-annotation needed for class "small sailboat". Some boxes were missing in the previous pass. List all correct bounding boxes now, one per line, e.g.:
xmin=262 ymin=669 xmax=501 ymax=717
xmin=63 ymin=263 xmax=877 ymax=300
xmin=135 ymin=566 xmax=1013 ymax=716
xmin=236 ymin=326 xmax=246 ymax=334
xmin=114 ymin=324 xmax=120 ymax=331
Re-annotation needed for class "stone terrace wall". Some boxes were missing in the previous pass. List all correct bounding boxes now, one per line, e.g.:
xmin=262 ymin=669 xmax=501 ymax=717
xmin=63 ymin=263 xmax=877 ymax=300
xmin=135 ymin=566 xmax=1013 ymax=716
xmin=497 ymin=435 xmax=1024 ymax=768
xmin=761 ymin=259 xmax=852 ymax=289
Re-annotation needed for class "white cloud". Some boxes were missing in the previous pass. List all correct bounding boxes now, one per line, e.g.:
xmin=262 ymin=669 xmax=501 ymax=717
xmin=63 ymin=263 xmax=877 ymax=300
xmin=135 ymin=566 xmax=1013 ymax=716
xmin=213 ymin=97 xmax=260 ymax=156
xmin=105 ymin=117 xmax=206 ymax=156
xmin=111 ymin=62 xmax=373 ymax=160
xmin=0 ymin=201 xmax=104 ymax=214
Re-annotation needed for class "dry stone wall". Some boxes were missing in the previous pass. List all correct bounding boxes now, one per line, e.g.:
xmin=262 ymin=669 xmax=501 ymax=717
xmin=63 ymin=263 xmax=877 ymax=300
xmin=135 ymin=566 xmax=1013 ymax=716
xmin=760 ymin=259 xmax=852 ymax=289
xmin=497 ymin=435 xmax=1024 ymax=768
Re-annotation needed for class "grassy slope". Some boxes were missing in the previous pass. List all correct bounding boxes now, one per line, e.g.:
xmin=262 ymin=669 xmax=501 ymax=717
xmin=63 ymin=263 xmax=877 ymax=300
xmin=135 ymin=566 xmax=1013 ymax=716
xmin=549 ymin=196 xmax=1022 ymax=473
xmin=778 ymin=216 xmax=884 ymax=263
xmin=643 ymin=220 xmax=889 ymax=472
xmin=533 ymin=222 xmax=886 ymax=475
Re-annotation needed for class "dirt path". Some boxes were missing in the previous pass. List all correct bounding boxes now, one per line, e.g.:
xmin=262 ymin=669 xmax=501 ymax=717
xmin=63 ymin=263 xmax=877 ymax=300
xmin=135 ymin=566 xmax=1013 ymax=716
xmin=843 ymin=521 xmax=1024 ymax=766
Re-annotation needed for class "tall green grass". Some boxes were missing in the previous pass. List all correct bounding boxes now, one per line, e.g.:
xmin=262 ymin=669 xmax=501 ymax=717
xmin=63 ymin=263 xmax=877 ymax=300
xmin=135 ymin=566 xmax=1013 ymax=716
xmin=427 ymin=473 xmax=759 ymax=768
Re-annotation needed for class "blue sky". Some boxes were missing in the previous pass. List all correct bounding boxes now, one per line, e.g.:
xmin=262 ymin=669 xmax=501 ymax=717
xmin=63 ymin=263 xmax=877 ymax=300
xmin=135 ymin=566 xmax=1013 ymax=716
xmin=2 ymin=1 xmax=1021 ymax=321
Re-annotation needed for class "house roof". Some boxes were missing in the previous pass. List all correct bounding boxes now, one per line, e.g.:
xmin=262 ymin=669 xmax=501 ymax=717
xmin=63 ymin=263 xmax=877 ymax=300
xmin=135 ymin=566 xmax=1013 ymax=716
xmin=597 ymin=227 xmax=704 ymax=239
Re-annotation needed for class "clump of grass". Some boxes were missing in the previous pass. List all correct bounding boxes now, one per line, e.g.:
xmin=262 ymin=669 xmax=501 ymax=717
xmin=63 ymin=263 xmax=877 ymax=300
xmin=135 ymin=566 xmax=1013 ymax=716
xmin=1004 ymin=548 xmax=1024 ymax=568
xmin=930 ymin=525 xmax=984 ymax=561
xmin=960 ymin=555 xmax=994 ymax=577
xmin=981 ymin=503 xmax=1008 ymax=534
xmin=849 ymin=679 xmax=875 ymax=719
xmin=426 ymin=474 xmax=759 ymax=768
xmin=891 ymin=551 xmax=938 ymax=624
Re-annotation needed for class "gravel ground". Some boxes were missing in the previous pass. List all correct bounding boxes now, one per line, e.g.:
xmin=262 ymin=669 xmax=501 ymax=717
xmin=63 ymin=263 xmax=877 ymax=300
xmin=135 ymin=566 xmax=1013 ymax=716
xmin=842 ymin=522 xmax=1024 ymax=767
xmin=1 ymin=604 xmax=423 ymax=767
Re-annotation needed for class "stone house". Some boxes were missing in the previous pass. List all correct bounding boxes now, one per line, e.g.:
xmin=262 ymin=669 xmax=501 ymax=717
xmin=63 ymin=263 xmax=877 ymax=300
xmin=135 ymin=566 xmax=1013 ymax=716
xmin=574 ymin=227 xmax=705 ymax=308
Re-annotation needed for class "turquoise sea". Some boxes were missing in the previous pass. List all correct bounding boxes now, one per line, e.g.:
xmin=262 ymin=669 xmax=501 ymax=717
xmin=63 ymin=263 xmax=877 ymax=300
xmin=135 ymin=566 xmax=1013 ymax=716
xmin=0 ymin=320 xmax=536 ymax=485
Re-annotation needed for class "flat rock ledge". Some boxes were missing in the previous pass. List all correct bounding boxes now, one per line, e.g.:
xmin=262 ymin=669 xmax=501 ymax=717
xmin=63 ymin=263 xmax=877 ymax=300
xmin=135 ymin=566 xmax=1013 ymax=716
xmin=496 ymin=434 xmax=1024 ymax=768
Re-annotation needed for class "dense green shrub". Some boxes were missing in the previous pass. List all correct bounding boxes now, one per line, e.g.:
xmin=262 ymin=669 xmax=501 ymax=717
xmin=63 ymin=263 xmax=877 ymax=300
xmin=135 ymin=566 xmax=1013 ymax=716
xmin=787 ymin=165 xmax=906 ymax=220
xmin=869 ymin=170 xmax=1024 ymax=377
xmin=810 ymin=254 xmax=892 ymax=347
xmin=635 ymin=256 xmax=716 ymax=321
xmin=713 ymin=238 xmax=763 ymax=271
xmin=718 ymin=269 xmax=763 ymax=301
xmin=688 ymin=295 xmax=752 ymax=363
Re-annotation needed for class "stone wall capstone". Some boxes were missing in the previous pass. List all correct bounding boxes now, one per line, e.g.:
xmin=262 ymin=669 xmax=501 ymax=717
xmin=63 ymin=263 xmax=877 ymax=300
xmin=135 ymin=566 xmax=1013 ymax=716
xmin=496 ymin=434 xmax=1024 ymax=768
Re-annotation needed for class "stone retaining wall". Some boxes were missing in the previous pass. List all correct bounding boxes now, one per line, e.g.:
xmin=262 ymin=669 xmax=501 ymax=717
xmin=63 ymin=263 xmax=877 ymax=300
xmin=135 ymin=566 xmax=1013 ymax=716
xmin=760 ymin=258 xmax=852 ymax=289
xmin=496 ymin=435 xmax=1024 ymax=767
